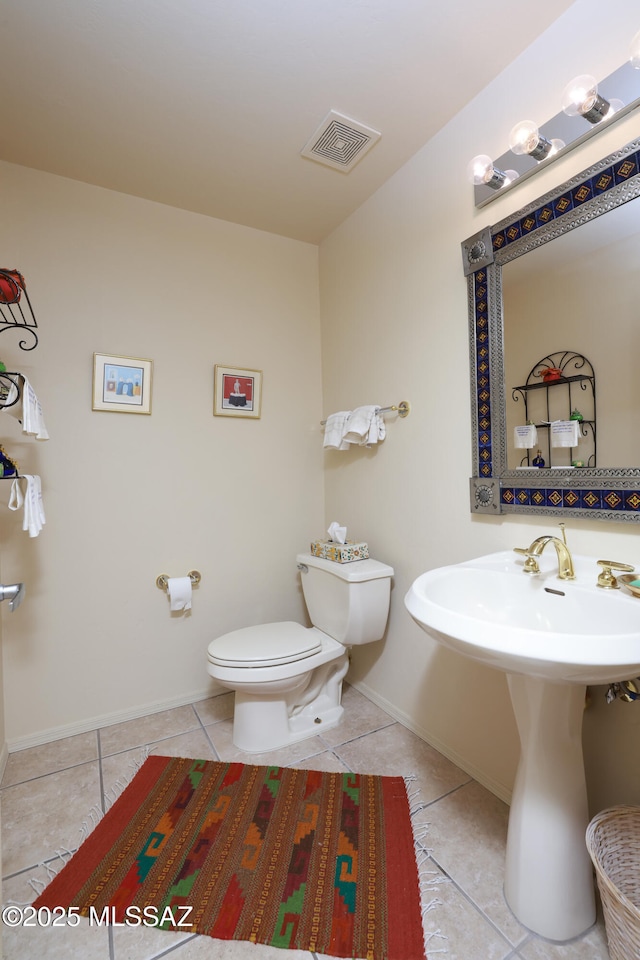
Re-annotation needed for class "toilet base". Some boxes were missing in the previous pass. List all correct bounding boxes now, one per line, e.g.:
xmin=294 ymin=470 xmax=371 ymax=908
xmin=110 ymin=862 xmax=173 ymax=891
xmin=229 ymin=652 xmax=350 ymax=753
xmin=233 ymin=691 xmax=345 ymax=753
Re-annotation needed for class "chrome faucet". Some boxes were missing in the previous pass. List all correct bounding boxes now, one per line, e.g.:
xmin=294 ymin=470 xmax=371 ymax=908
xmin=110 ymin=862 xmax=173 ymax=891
xmin=514 ymin=523 xmax=576 ymax=581
xmin=0 ymin=582 xmax=25 ymax=612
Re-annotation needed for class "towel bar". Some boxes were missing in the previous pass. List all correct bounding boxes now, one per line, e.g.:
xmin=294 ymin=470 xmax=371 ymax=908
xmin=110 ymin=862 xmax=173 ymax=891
xmin=156 ymin=570 xmax=201 ymax=590
xmin=320 ymin=400 xmax=410 ymax=425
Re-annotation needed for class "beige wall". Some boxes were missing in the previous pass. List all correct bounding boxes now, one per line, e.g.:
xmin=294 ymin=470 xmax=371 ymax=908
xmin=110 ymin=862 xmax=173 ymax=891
xmin=0 ymin=162 xmax=324 ymax=746
xmin=320 ymin=0 xmax=640 ymax=812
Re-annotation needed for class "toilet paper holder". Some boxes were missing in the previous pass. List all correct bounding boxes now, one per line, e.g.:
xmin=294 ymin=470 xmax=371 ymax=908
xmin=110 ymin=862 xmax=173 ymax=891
xmin=156 ymin=570 xmax=202 ymax=590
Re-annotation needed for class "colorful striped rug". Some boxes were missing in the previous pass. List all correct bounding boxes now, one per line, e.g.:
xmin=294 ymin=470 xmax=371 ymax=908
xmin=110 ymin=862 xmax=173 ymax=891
xmin=34 ymin=755 xmax=427 ymax=959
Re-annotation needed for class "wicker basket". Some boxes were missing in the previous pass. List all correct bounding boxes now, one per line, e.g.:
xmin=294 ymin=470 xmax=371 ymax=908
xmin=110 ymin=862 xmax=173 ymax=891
xmin=586 ymin=806 xmax=640 ymax=960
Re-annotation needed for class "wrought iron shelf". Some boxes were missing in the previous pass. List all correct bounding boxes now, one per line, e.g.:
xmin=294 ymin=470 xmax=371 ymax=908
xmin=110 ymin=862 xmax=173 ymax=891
xmin=512 ymin=351 xmax=596 ymax=468
xmin=0 ymin=372 xmax=22 ymax=411
xmin=512 ymin=373 xmax=594 ymax=392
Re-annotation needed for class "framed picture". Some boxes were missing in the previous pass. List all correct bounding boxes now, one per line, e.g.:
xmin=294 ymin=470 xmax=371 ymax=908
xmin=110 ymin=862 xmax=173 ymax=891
xmin=214 ymin=364 xmax=262 ymax=418
xmin=92 ymin=353 xmax=153 ymax=414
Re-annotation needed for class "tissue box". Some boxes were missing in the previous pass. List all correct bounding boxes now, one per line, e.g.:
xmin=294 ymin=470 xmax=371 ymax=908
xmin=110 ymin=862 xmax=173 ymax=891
xmin=310 ymin=540 xmax=369 ymax=563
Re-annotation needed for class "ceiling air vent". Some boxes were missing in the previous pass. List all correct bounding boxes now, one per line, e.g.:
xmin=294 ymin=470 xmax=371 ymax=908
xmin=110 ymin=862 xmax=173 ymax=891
xmin=301 ymin=111 xmax=381 ymax=172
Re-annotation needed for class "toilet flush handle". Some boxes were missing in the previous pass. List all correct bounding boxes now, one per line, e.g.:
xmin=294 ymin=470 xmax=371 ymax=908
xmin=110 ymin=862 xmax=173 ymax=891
xmin=297 ymin=563 xmax=309 ymax=574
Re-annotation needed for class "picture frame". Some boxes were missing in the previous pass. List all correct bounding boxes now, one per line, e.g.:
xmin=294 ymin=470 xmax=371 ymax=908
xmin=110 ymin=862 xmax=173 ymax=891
xmin=213 ymin=364 xmax=262 ymax=419
xmin=92 ymin=353 xmax=153 ymax=414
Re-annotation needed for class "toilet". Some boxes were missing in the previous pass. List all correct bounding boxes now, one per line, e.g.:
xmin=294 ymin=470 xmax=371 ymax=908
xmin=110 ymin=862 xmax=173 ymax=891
xmin=206 ymin=552 xmax=394 ymax=753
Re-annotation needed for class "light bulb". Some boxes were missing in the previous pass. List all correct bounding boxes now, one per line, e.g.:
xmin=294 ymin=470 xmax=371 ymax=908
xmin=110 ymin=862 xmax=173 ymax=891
xmin=509 ymin=121 xmax=555 ymax=161
xmin=467 ymin=155 xmax=493 ymax=184
xmin=561 ymin=75 xmax=610 ymax=123
xmin=630 ymin=29 xmax=640 ymax=69
xmin=467 ymin=154 xmax=507 ymax=189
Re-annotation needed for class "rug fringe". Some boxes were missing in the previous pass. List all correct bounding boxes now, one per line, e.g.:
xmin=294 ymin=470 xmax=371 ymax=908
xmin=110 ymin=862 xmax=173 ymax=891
xmin=5 ymin=747 xmax=151 ymax=906
xmin=424 ymin=928 xmax=450 ymax=954
xmin=406 ymin=773 xmax=450 ymax=957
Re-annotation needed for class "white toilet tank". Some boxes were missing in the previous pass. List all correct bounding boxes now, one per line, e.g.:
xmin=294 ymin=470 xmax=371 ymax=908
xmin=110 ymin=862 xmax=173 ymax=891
xmin=296 ymin=552 xmax=393 ymax=646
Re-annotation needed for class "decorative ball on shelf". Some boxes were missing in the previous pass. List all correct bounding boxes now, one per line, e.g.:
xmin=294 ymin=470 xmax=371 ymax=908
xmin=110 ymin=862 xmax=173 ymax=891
xmin=540 ymin=366 xmax=563 ymax=382
xmin=0 ymin=269 xmax=25 ymax=305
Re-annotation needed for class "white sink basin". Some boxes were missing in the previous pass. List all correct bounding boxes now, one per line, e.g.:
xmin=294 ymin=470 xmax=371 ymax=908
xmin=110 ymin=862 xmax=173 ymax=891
xmin=405 ymin=547 xmax=640 ymax=940
xmin=404 ymin=550 xmax=640 ymax=684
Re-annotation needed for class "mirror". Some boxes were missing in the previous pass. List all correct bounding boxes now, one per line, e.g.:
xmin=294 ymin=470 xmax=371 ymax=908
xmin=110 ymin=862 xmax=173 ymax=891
xmin=462 ymin=135 xmax=640 ymax=522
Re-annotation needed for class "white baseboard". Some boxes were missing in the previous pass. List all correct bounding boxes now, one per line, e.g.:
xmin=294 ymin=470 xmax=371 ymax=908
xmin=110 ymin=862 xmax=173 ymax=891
xmin=6 ymin=687 xmax=220 ymax=753
xmin=350 ymin=678 xmax=512 ymax=806
xmin=0 ymin=740 xmax=8 ymax=781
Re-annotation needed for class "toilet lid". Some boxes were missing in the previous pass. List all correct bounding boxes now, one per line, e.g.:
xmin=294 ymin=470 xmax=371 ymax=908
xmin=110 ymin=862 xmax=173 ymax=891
xmin=208 ymin=621 xmax=323 ymax=668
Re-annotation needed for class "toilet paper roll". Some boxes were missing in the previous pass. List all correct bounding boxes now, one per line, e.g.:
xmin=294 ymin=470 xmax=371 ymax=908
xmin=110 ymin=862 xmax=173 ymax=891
xmin=166 ymin=576 xmax=192 ymax=612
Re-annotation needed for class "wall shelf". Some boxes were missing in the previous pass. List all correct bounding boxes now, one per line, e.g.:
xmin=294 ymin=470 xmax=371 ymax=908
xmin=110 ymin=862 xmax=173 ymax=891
xmin=512 ymin=351 xmax=596 ymax=468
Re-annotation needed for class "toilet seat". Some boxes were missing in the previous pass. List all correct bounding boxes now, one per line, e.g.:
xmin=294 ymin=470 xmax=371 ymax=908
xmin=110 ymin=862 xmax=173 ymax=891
xmin=208 ymin=621 xmax=323 ymax=669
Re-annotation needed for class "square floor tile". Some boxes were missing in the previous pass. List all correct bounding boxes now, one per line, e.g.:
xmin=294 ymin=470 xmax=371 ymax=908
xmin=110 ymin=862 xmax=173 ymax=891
xmin=2 ymin=762 xmax=102 ymax=876
xmin=333 ymin=721 xmax=471 ymax=804
xmin=1 ymin=732 xmax=98 ymax=789
xmin=99 ymin=705 xmax=200 ymax=757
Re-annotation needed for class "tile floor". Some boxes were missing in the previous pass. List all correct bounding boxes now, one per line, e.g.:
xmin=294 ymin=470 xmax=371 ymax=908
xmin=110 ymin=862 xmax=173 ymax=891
xmin=1 ymin=685 xmax=610 ymax=960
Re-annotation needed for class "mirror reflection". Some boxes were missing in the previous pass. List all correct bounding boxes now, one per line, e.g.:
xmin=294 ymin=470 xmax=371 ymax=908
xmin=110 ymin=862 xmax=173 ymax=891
xmin=503 ymin=198 xmax=640 ymax=470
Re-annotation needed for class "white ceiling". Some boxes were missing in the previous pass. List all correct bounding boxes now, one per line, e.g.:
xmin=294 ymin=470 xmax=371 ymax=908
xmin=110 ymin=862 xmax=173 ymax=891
xmin=0 ymin=0 xmax=575 ymax=244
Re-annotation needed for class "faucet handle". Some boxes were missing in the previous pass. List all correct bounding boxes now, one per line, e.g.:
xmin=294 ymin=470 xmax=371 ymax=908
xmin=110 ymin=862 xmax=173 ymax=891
xmin=514 ymin=547 xmax=540 ymax=575
xmin=596 ymin=559 xmax=635 ymax=590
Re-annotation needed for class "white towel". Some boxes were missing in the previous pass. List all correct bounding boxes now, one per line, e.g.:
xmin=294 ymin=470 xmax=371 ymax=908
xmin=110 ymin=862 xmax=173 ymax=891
xmin=323 ymin=411 xmax=352 ymax=450
xmin=5 ymin=375 xmax=49 ymax=440
xmin=514 ymin=424 xmax=538 ymax=449
xmin=550 ymin=420 xmax=580 ymax=448
xmin=343 ymin=405 xmax=385 ymax=446
xmin=8 ymin=474 xmax=46 ymax=537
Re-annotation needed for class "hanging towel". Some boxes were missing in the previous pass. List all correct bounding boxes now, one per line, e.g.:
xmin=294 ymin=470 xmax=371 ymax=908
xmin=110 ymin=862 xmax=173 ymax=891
xmin=514 ymin=424 xmax=538 ymax=449
xmin=323 ymin=411 xmax=352 ymax=450
xmin=343 ymin=405 xmax=385 ymax=446
xmin=550 ymin=420 xmax=580 ymax=448
xmin=8 ymin=475 xmax=46 ymax=537
xmin=5 ymin=375 xmax=49 ymax=440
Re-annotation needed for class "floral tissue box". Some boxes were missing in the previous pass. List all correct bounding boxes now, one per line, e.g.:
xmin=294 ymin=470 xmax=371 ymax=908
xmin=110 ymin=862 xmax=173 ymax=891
xmin=310 ymin=540 xmax=369 ymax=563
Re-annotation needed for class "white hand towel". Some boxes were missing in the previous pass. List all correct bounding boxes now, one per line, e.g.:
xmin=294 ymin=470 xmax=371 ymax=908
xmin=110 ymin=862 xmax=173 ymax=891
xmin=323 ymin=411 xmax=352 ymax=450
xmin=8 ymin=477 xmax=23 ymax=512
xmin=5 ymin=375 xmax=49 ymax=440
xmin=343 ymin=405 xmax=385 ymax=446
xmin=550 ymin=420 xmax=580 ymax=448
xmin=8 ymin=475 xmax=46 ymax=537
xmin=23 ymin=378 xmax=49 ymax=440
xmin=514 ymin=424 xmax=538 ymax=448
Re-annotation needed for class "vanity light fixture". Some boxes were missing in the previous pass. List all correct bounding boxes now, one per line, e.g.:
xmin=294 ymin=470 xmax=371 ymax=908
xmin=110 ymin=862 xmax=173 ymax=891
xmin=470 ymin=38 xmax=640 ymax=207
xmin=467 ymin=154 xmax=519 ymax=191
xmin=508 ymin=121 xmax=564 ymax=161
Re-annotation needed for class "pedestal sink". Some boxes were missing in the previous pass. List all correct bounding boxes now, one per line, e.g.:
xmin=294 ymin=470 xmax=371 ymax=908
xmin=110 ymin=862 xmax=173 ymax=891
xmin=405 ymin=549 xmax=640 ymax=941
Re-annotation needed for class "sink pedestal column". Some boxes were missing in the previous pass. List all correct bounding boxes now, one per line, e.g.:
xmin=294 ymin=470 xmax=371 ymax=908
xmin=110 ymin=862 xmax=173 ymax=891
xmin=504 ymin=674 xmax=596 ymax=941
